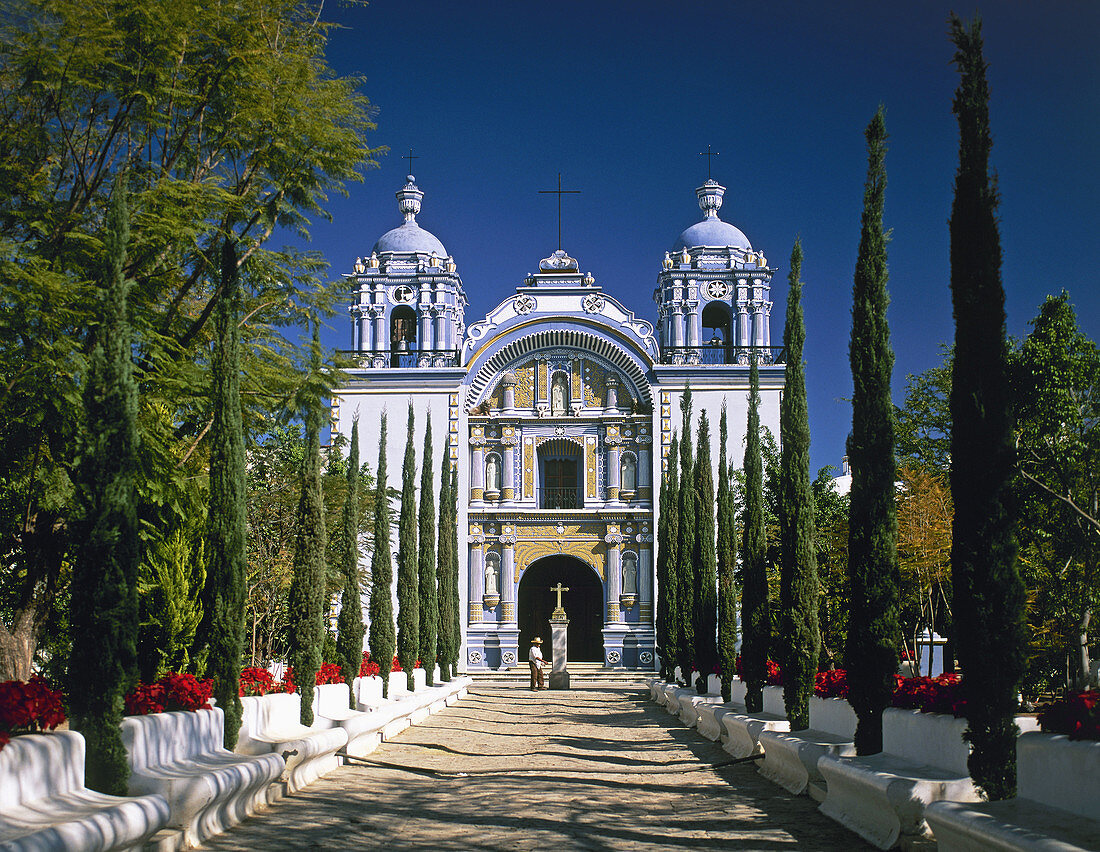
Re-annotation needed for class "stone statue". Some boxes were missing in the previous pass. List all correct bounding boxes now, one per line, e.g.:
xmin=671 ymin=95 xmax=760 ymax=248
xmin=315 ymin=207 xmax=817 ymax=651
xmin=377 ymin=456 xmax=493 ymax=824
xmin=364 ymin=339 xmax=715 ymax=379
xmin=485 ymin=560 xmax=499 ymax=596
xmin=485 ymin=455 xmax=501 ymax=492
xmin=551 ymin=374 xmax=568 ymax=416
xmin=623 ymin=560 xmax=638 ymax=597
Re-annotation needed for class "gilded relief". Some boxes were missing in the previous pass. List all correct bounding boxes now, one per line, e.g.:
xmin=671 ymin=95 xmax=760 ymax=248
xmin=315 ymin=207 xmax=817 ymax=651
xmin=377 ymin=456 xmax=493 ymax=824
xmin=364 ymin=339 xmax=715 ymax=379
xmin=582 ymin=359 xmax=609 ymax=407
xmin=585 ymin=437 xmax=597 ymax=497
xmin=516 ymin=539 xmax=604 ymax=580
xmin=523 ymin=438 xmax=534 ymax=498
xmin=513 ymin=363 xmax=534 ymax=408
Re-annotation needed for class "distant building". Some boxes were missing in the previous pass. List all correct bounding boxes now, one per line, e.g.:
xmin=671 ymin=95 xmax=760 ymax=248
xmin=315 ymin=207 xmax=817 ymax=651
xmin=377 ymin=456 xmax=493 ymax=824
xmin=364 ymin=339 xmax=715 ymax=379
xmin=332 ymin=174 xmax=785 ymax=671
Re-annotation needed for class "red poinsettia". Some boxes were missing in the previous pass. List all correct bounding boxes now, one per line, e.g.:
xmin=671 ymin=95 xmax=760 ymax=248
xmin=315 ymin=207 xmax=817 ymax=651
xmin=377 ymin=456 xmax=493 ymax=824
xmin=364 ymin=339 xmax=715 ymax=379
xmin=315 ymin=662 xmax=343 ymax=685
xmin=0 ymin=676 xmax=67 ymax=749
xmin=1038 ymin=690 xmax=1100 ymax=741
xmin=733 ymin=654 xmax=783 ymax=684
xmin=239 ymin=667 xmax=277 ymax=697
xmin=124 ymin=673 xmax=212 ymax=716
xmin=813 ymin=669 xmax=849 ymax=699
xmin=891 ymin=673 xmax=967 ymax=717
xmin=359 ymin=652 xmax=381 ymax=678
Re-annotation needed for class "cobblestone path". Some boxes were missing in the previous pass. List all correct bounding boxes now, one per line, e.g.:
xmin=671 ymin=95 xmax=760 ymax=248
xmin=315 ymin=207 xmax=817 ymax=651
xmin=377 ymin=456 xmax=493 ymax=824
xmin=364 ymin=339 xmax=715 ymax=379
xmin=200 ymin=686 xmax=867 ymax=850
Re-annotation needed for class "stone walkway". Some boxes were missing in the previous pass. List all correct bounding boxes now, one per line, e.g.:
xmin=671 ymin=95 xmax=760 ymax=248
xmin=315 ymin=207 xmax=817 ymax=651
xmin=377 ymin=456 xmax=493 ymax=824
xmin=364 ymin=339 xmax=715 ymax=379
xmin=199 ymin=686 xmax=867 ymax=850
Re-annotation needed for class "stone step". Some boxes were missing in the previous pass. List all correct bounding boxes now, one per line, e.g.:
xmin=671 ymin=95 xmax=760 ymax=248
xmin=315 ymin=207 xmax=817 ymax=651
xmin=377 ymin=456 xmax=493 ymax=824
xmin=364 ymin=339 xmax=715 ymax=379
xmin=469 ymin=665 xmax=651 ymax=686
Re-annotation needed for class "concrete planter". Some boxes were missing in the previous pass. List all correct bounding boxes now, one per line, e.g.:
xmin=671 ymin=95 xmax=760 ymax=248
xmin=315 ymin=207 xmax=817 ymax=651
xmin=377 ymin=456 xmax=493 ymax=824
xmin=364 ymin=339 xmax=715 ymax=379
xmin=1018 ymin=730 xmax=1100 ymax=819
xmin=808 ymin=695 xmax=857 ymax=740
xmin=762 ymin=685 xmax=786 ymax=716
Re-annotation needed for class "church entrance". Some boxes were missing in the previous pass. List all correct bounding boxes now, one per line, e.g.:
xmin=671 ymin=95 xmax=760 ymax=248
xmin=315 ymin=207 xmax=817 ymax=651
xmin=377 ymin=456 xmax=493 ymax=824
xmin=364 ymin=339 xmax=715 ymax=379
xmin=518 ymin=556 xmax=604 ymax=663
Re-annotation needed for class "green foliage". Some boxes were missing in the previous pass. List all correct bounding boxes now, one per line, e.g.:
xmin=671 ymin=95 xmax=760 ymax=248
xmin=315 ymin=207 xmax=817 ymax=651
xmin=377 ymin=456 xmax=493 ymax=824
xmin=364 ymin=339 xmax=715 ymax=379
xmin=287 ymin=326 xmax=328 ymax=725
xmin=675 ymin=387 xmax=696 ymax=682
xmin=813 ymin=468 xmax=850 ymax=669
xmin=693 ymin=411 xmax=718 ymax=693
xmin=396 ymin=404 xmax=419 ymax=691
xmin=717 ymin=403 xmax=738 ymax=700
xmin=0 ymin=0 xmax=380 ymax=679
xmin=741 ymin=359 xmax=770 ymax=713
xmin=199 ymin=237 xmax=248 ymax=747
xmin=846 ymin=106 xmax=901 ymax=756
xmin=335 ymin=419 xmax=364 ymax=708
xmin=779 ymin=239 xmax=821 ymax=731
xmin=948 ymin=16 xmax=1027 ymax=799
xmin=657 ymin=436 xmax=681 ymax=681
xmin=436 ymin=451 xmax=456 ymax=682
xmin=68 ymin=179 xmax=139 ymax=795
xmin=896 ymin=347 xmax=954 ymax=471
xmin=137 ymin=526 xmax=206 ymax=682
xmin=369 ymin=414 xmax=396 ymax=697
xmin=418 ymin=417 xmax=438 ymax=686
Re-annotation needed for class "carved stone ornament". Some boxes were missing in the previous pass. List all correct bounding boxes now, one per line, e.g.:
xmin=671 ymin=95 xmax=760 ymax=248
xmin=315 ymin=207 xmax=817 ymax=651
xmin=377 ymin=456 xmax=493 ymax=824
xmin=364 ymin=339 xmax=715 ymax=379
xmin=514 ymin=293 xmax=536 ymax=315
xmin=582 ymin=293 xmax=606 ymax=313
xmin=604 ymin=533 xmax=625 ymax=545
xmin=539 ymin=249 xmax=579 ymax=271
xmin=606 ymin=650 xmax=621 ymax=664
xmin=502 ymin=651 xmax=517 ymax=666
xmin=498 ymin=534 xmax=517 ymax=546
xmin=705 ymin=280 xmax=731 ymax=300
xmin=468 ymin=650 xmax=483 ymax=665
xmin=639 ymin=651 xmax=654 ymax=665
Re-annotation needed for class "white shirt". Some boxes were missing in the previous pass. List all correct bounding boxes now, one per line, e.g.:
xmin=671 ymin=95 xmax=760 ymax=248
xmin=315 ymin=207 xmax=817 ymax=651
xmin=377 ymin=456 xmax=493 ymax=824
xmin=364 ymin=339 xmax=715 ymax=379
xmin=529 ymin=645 xmax=544 ymax=668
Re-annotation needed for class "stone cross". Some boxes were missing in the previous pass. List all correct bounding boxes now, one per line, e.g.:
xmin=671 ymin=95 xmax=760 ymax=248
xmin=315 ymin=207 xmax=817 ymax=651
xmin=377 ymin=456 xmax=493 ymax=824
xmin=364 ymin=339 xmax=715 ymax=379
xmin=550 ymin=582 xmax=569 ymax=620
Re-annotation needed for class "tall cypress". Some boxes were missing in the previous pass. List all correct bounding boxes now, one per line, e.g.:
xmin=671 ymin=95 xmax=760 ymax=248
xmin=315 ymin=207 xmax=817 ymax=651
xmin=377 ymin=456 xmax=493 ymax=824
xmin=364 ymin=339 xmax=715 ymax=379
xmin=779 ymin=239 xmax=821 ymax=731
xmin=447 ymin=464 xmax=461 ymax=674
xmin=948 ymin=15 xmax=1025 ymax=800
xmin=418 ymin=415 xmax=438 ymax=686
xmin=369 ymin=413 xmax=396 ymax=698
xmin=657 ymin=436 xmax=681 ymax=681
xmin=717 ymin=401 xmax=739 ymax=701
xmin=675 ymin=386 xmax=696 ymax=683
xmin=846 ymin=107 xmax=900 ymax=755
xmin=69 ymin=177 xmax=140 ymax=794
xmin=335 ymin=418 xmax=364 ymax=709
xmin=287 ymin=324 xmax=328 ymax=725
xmin=741 ymin=358 xmax=769 ymax=713
xmin=693 ymin=411 xmax=718 ymax=693
xmin=396 ymin=404 xmax=419 ymax=692
xmin=436 ymin=453 xmax=456 ymax=682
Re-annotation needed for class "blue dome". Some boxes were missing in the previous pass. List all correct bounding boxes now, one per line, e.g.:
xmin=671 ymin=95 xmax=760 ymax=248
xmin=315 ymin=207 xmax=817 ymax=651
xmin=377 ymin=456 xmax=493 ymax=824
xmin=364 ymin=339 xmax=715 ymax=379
xmin=672 ymin=218 xmax=751 ymax=252
xmin=371 ymin=221 xmax=447 ymax=256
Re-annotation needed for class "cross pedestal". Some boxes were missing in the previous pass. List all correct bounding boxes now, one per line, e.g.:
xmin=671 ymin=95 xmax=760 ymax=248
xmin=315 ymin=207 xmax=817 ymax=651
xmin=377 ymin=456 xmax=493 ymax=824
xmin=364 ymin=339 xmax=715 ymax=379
xmin=549 ymin=617 xmax=569 ymax=690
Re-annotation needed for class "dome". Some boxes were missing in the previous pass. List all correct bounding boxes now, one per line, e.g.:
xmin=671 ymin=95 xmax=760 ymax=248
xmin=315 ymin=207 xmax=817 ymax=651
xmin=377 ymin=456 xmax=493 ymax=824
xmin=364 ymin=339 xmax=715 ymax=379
xmin=372 ymin=221 xmax=447 ymax=256
xmin=670 ymin=178 xmax=752 ymax=252
xmin=672 ymin=218 xmax=751 ymax=252
xmin=370 ymin=174 xmax=448 ymax=256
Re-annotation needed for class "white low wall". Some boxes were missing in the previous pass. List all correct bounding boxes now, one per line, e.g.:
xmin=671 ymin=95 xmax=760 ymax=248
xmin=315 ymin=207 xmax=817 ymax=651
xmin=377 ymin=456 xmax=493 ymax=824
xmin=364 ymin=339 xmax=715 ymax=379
xmin=1018 ymin=731 xmax=1100 ymax=820
xmin=808 ymin=696 xmax=857 ymax=740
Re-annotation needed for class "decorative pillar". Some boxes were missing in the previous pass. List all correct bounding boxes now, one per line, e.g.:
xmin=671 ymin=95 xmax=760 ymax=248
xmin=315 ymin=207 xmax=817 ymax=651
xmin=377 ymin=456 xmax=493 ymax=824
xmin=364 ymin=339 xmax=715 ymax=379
xmin=605 ymin=375 xmax=619 ymax=413
xmin=686 ymin=298 xmax=701 ymax=347
xmin=372 ymin=307 xmax=386 ymax=355
xmin=606 ymin=439 xmax=622 ymax=504
xmin=468 ymin=537 xmax=484 ymax=622
xmin=500 ymin=534 xmax=517 ymax=624
xmin=534 ymin=357 xmax=549 ymax=416
xmin=639 ymin=543 xmax=654 ymax=624
xmin=501 ymin=441 xmax=515 ymax=503
xmin=670 ymin=303 xmax=684 ymax=348
xmin=637 ymin=444 xmax=652 ymax=500
xmin=501 ymin=371 xmax=517 ymax=415
xmin=418 ymin=306 xmax=432 ymax=356
xmin=604 ymin=528 xmax=623 ymax=624
xmin=431 ymin=306 xmax=444 ymax=351
xmin=470 ymin=441 xmax=485 ymax=503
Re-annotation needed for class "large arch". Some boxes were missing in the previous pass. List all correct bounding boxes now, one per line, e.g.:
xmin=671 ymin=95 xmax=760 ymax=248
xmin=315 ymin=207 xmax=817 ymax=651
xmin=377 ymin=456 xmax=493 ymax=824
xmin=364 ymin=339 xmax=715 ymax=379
xmin=518 ymin=556 xmax=604 ymax=663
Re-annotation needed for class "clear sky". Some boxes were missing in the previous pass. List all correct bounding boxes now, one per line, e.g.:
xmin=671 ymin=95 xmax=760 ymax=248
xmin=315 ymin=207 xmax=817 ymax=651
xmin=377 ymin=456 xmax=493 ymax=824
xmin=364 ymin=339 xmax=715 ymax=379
xmin=297 ymin=0 xmax=1099 ymax=476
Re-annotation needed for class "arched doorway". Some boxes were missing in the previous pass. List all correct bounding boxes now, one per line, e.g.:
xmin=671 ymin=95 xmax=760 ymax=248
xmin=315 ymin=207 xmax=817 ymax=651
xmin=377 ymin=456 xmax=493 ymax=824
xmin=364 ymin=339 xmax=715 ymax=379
xmin=518 ymin=556 xmax=604 ymax=663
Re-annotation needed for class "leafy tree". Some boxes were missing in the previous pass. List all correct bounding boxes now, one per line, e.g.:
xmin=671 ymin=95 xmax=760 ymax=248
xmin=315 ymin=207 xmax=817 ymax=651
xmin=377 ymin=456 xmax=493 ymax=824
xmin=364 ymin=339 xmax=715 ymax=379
xmin=779 ymin=239 xmax=821 ymax=731
xmin=741 ymin=358 xmax=769 ymax=713
xmin=137 ymin=526 xmax=206 ymax=682
xmin=287 ymin=326 xmax=328 ymax=725
xmin=418 ymin=416 xmax=438 ymax=686
xmin=197 ymin=234 xmax=248 ymax=746
xmin=68 ymin=179 xmax=139 ymax=795
xmin=717 ymin=403 xmax=738 ymax=700
xmin=657 ymin=435 xmax=681 ymax=681
xmin=335 ymin=418 xmax=364 ymax=708
xmin=0 ymin=0 xmax=379 ymax=680
xmin=693 ymin=411 xmax=718 ymax=693
xmin=436 ymin=453 xmax=456 ymax=682
xmin=396 ymin=404 xmax=419 ymax=691
xmin=369 ymin=413 xmax=396 ymax=697
xmin=948 ymin=15 xmax=1027 ymax=800
xmin=846 ymin=107 xmax=900 ymax=756
xmin=813 ymin=468 xmax=850 ymax=669
xmin=675 ymin=387 xmax=696 ymax=683
xmin=1012 ymin=293 xmax=1099 ymax=690
xmin=896 ymin=348 xmax=953 ymax=471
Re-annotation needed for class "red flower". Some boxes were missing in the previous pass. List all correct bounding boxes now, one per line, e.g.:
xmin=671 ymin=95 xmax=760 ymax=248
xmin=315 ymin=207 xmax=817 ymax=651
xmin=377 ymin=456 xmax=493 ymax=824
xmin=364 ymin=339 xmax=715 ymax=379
xmin=814 ymin=669 xmax=849 ymax=699
xmin=891 ymin=673 xmax=968 ymax=717
xmin=1038 ymin=691 xmax=1100 ymax=740
xmin=315 ymin=662 xmax=343 ymax=685
xmin=0 ymin=676 xmax=67 ymax=748
xmin=124 ymin=673 xmax=212 ymax=716
xmin=239 ymin=667 xmax=276 ymax=697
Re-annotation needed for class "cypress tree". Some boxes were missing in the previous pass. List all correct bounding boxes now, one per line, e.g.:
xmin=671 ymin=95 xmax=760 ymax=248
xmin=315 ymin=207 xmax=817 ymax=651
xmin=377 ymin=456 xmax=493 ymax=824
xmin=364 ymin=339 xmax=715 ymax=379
xmin=657 ymin=435 xmax=681 ymax=681
xmin=693 ymin=411 xmax=718 ymax=694
xmin=287 ymin=324 xmax=328 ymax=725
xmin=436 ymin=452 xmax=456 ymax=682
xmin=335 ymin=418 xmax=364 ymax=709
xmin=369 ymin=413 xmax=396 ymax=698
xmin=717 ymin=401 xmax=739 ymax=701
xmin=396 ymin=403 xmax=419 ymax=692
xmin=69 ymin=177 xmax=140 ymax=795
xmin=846 ymin=107 xmax=901 ymax=755
xmin=675 ymin=387 xmax=696 ymax=683
xmin=418 ymin=415 xmax=438 ymax=686
xmin=447 ymin=464 xmax=461 ymax=674
xmin=779 ymin=239 xmax=821 ymax=731
xmin=741 ymin=358 xmax=769 ymax=713
xmin=948 ymin=15 xmax=1025 ymax=799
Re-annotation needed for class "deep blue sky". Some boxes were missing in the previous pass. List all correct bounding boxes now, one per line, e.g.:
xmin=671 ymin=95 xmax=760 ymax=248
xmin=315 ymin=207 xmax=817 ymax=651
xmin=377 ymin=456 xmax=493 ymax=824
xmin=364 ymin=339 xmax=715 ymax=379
xmin=298 ymin=1 xmax=1099 ymax=475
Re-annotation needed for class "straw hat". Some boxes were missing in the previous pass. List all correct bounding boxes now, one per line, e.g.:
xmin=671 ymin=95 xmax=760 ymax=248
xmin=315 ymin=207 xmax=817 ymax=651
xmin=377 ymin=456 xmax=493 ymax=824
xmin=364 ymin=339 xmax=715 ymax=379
xmin=531 ymin=637 xmax=543 ymax=644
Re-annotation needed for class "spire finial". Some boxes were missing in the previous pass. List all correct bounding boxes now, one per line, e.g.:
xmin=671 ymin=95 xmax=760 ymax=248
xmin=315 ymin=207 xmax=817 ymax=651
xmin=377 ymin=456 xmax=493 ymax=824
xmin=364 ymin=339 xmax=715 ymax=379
xmin=396 ymin=174 xmax=423 ymax=223
xmin=696 ymin=179 xmax=725 ymax=219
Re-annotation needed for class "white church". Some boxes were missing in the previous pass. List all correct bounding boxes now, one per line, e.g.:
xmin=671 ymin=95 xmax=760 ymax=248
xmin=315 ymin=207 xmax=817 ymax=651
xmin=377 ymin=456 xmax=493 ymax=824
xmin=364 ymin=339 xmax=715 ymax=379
xmin=332 ymin=173 xmax=784 ymax=671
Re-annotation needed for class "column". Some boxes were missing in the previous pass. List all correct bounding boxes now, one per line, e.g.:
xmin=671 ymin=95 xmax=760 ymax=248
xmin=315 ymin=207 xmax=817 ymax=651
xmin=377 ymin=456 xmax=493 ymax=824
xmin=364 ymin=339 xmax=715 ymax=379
xmin=606 ymin=440 xmax=621 ymax=504
xmin=670 ymin=304 xmax=684 ymax=348
xmin=418 ymin=306 xmax=432 ymax=355
xmin=470 ymin=443 xmax=485 ymax=503
xmin=500 ymin=536 xmax=516 ymax=624
xmin=433 ymin=306 xmax=445 ymax=351
xmin=501 ymin=372 xmax=517 ymax=414
xmin=372 ymin=308 xmax=386 ymax=355
xmin=468 ymin=538 xmax=484 ymax=623
xmin=501 ymin=443 xmax=515 ymax=503
xmin=637 ymin=445 xmax=652 ymax=500
xmin=605 ymin=375 xmax=619 ymax=413
xmin=534 ymin=357 xmax=548 ymax=415
xmin=686 ymin=301 xmax=701 ymax=347
xmin=604 ymin=533 xmax=623 ymax=624
xmin=639 ymin=545 xmax=654 ymax=624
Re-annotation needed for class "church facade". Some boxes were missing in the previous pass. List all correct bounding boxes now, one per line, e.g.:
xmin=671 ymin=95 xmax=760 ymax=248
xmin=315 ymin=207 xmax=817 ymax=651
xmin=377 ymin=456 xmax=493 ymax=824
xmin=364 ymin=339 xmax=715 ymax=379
xmin=332 ymin=174 xmax=784 ymax=671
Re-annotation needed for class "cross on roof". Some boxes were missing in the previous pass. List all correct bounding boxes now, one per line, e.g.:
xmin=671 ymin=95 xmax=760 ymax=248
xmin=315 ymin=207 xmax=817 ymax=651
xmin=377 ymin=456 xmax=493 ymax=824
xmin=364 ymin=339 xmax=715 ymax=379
xmin=403 ymin=148 xmax=419 ymax=175
xmin=699 ymin=144 xmax=719 ymax=179
xmin=538 ymin=173 xmax=581 ymax=251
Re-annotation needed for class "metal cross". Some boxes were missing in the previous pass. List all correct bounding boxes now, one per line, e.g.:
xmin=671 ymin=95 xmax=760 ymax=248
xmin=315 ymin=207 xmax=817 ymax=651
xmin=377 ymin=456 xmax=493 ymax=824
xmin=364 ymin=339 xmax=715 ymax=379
xmin=550 ymin=582 xmax=570 ymax=618
xmin=538 ymin=173 xmax=581 ymax=250
xmin=699 ymin=144 xmax=719 ymax=179
xmin=403 ymin=148 xmax=419 ymax=175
